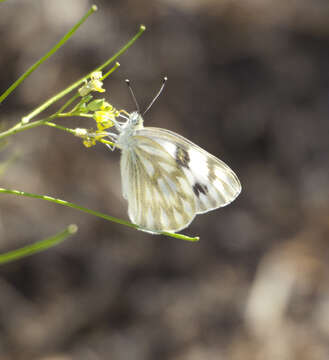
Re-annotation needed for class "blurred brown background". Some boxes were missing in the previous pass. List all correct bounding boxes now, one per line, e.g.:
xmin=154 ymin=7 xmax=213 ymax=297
xmin=1 ymin=0 xmax=329 ymax=359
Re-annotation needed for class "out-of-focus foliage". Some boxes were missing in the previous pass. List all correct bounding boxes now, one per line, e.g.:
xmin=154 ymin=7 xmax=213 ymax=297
xmin=0 ymin=0 xmax=328 ymax=359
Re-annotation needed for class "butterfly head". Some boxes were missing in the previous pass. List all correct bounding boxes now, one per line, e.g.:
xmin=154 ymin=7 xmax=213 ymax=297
xmin=117 ymin=111 xmax=144 ymax=149
xmin=128 ymin=111 xmax=144 ymax=130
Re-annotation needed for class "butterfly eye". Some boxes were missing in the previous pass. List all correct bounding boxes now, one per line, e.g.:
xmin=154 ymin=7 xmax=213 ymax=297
xmin=129 ymin=112 xmax=139 ymax=124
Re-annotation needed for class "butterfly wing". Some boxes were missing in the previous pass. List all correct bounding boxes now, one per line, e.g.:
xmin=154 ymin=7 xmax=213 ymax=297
xmin=136 ymin=128 xmax=242 ymax=213
xmin=120 ymin=127 xmax=241 ymax=233
xmin=121 ymin=135 xmax=197 ymax=233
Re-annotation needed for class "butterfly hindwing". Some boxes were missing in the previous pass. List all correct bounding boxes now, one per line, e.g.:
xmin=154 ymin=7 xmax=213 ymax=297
xmin=120 ymin=135 xmax=197 ymax=233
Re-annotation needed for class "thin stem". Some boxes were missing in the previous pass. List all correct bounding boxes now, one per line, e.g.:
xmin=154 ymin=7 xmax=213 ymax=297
xmin=0 ymin=116 xmax=73 ymax=140
xmin=56 ymin=93 xmax=80 ymax=115
xmin=0 ymin=225 xmax=78 ymax=265
xmin=95 ymin=25 xmax=145 ymax=78
xmin=0 ymin=5 xmax=98 ymax=104
xmin=43 ymin=121 xmax=76 ymax=135
xmin=0 ymin=119 xmax=49 ymax=140
xmin=0 ymin=115 xmax=116 ymax=149
xmin=102 ymin=61 xmax=120 ymax=81
xmin=53 ymin=61 xmax=120 ymax=118
xmin=0 ymin=188 xmax=199 ymax=242
xmin=43 ymin=121 xmax=117 ymax=147
xmin=21 ymin=25 xmax=146 ymax=124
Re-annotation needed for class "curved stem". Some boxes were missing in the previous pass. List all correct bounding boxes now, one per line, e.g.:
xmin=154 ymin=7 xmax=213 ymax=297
xmin=0 ymin=188 xmax=199 ymax=242
xmin=21 ymin=25 xmax=146 ymax=124
xmin=0 ymin=5 xmax=98 ymax=103
xmin=0 ymin=224 xmax=78 ymax=265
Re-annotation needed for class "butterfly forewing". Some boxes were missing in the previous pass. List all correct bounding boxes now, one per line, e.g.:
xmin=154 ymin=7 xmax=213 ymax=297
xmin=136 ymin=128 xmax=241 ymax=212
xmin=120 ymin=126 xmax=241 ymax=233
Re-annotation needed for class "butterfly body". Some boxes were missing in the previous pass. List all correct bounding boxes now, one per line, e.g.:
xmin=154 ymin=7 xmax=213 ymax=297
xmin=116 ymin=111 xmax=241 ymax=234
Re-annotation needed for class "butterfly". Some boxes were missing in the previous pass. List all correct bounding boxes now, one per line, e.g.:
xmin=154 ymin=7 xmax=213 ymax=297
xmin=108 ymin=78 xmax=241 ymax=234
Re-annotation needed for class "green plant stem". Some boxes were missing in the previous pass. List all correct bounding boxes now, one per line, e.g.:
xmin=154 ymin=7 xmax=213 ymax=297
xmin=0 ymin=225 xmax=78 ymax=265
xmin=56 ymin=93 xmax=81 ymax=115
xmin=53 ymin=61 xmax=120 ymax=117
xmin=0 ymin=5 xmax=98 ymax=104
xmin=21 ymin=25 xmax=146 ymax=124
xmin=0 ymin=188 xmax=199 ymax=242
xmin=0 ymin=119 xmax=49 ymax=140
xmin=0 ymin=26 xmax=144 ymax=142
xmin=43 ymin=121 xmax=76 ymax=134
xmin=0 ymin=117 xmax=71 ymax=140
xmin=102 ymin=61 xmax=120 ymax=81
xmin=0 ymin=117 xmax=115 ymax=147
xmin=43 ymin=121 xmax=117 ymax=147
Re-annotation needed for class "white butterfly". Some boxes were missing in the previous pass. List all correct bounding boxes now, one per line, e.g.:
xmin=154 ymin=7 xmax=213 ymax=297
xmin=107 ymin=79 xmax=241 ymax=234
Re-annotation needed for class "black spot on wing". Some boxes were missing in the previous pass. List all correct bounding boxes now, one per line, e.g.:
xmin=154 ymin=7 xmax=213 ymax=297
xmin=193 ymin=183 xmax=208 ymax=197
xmin=175 ymin=146 xmax=190 ymax=168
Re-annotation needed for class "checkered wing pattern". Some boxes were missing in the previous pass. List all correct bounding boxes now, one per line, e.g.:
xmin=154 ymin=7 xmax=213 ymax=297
xmin=120 ymin=127 xmax=241 ymax=233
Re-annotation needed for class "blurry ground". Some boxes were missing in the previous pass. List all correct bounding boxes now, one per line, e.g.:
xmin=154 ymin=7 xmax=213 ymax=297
xmin=0 ymin=0 xmax=329 ymax=359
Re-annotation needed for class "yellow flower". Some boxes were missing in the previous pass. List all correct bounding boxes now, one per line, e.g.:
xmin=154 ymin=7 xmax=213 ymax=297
xmin=90 ymin=71 xmax=102 ymax=80
xmin=78 ymin=71 xmax=105 ymax=97
xmin=73 ymin=127 xmax=111 ymax=148
xmin=83 ymin=138 xmax=97 ymax=148
xmin=90 ymin=79 xmax=105 ymax=93
xmin=94 ymin=110 xmax=116 ymax=131
xmin=101 ymin=102 xmax=120 ymax=116
xmin=74 ymin=128 xmax=96 ymax=147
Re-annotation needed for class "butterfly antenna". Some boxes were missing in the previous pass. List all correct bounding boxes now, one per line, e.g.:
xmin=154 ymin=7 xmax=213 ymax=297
xmin=143 ymin=76 xmax=168 ymax=115
xmin=125 ymin=79 xmax=141 ymax=113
